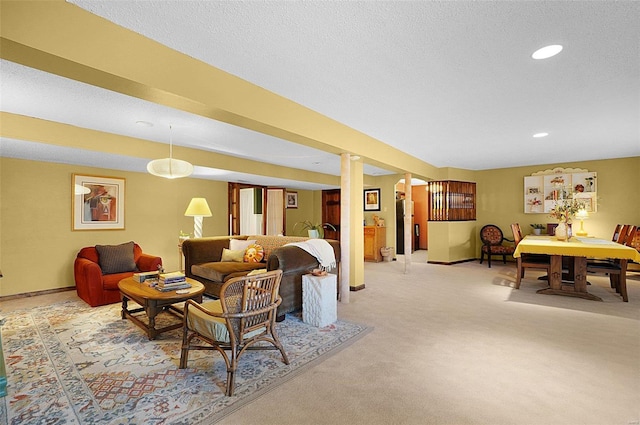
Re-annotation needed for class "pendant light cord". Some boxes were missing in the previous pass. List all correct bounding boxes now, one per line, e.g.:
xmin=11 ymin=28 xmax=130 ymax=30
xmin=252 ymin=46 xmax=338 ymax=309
xmin=169 ymin=124 xmax=174 ymax=176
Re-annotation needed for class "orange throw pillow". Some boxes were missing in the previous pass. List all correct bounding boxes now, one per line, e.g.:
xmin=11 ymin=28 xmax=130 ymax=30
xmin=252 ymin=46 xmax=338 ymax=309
xmin=244 ymin=244 xmax=265 ymax=263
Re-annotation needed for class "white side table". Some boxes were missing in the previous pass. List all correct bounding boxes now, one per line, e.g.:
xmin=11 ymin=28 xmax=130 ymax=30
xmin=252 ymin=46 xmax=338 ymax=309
xmin=302 ymin=273 xmax=337 ymax=327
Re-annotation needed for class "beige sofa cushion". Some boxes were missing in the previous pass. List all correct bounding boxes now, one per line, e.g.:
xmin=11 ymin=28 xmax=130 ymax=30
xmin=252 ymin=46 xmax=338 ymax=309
xmin=191 ymin=261 xmax=265 ymax=282
xmin=187 ymin=300 xmax=263 ymax=343
xmin=248 ymin=235 xmax=308 ymax=260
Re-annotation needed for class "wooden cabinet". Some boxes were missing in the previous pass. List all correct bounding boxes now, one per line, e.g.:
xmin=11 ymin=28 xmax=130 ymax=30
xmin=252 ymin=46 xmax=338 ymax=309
xmin=364 ymin=226 xmax=386 ymax=262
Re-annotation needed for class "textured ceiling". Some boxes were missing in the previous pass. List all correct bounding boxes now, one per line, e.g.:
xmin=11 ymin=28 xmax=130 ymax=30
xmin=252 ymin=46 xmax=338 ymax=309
xmin=1 ymin=1 xmax=639 ymax=188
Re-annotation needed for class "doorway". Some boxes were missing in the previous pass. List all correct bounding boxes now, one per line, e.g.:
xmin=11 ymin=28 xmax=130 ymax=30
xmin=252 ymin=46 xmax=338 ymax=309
xmin=322 ymin=189 xmax=340 ymax=240
xmin=228 ymin=183 xmax=285 ymax=235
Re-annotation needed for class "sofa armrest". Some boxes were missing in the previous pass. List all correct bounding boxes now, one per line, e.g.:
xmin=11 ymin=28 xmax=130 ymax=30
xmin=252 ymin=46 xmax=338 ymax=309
xmin=267 ymin=245 xmax=320 ymax=274
xmin=74 ymin=257 xmax=105 ymax=307
xmin=137 ymin=254 xmax=163 ymax=272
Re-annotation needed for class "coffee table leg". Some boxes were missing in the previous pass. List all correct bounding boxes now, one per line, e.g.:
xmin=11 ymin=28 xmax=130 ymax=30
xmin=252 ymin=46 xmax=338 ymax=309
xmin=147 ymin=302 xmax=159 ymax=340
xmin=121 ymin=296 xmax=129 ymax=319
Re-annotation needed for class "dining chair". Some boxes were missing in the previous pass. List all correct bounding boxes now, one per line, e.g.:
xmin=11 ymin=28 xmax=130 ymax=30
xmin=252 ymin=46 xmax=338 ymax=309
xmin=510 ymin=223 xmax=552 ymax=289
xmin=179 ymin=269 xmax=289 ymax=396
xmin=586 ymin=225 xmax=637 ymax=302
xmin=611 ymin=224 xmax=623 ymax=242
xmin=480 ymin=224 xmax=515 ymax=268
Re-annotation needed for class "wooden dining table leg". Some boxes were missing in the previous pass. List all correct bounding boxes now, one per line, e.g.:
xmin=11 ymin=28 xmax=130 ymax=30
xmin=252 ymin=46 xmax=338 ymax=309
xmin=549 ymin=255 xmax=563 ymax=290
xmin=619 ymin=259 xmax=629 ymax=302
xmin=537 ymin=255 xmax=602 ymax=301
xmin=572 ymin=256 xmax=588 ymax=293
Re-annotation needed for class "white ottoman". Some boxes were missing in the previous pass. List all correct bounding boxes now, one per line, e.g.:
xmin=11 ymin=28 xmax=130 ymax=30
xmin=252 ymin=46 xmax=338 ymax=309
xmin=302 ymin=273 xmax=337 ymax=327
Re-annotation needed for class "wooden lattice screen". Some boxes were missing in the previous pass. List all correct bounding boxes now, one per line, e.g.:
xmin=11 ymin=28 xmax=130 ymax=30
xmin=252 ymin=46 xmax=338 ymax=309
xmin=427 ymin=181 xmax=476 ymax=221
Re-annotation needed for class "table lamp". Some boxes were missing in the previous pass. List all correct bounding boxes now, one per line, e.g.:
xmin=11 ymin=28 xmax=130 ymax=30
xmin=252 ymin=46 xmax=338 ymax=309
xmin=184 ymin=198 xmax=212 ymax=238
xmin=575 ymin=208 xmax=589 ymax=236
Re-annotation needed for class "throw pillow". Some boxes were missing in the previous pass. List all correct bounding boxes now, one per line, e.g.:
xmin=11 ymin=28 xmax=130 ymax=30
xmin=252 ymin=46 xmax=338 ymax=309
xmin=96 ymin=241 xmax=137 ymax=274
xmin=243 ymin=244 xmax=265 ymax=263
xmin=247 ymin=268 xmax=268 ymax=276
xmin=229 ymin=239 xmax=256 ymax=251
xmin=221 ymin=248 xmax=245 ymax=262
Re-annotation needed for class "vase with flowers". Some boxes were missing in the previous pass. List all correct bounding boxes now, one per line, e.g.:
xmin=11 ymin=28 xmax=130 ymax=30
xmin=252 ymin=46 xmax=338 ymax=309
xmin=549 ymin=198 xmax=585 ymax=241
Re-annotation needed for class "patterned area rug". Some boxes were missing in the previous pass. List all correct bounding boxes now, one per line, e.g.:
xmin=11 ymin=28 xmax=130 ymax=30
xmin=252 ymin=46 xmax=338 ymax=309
xmin=0 ymin=299 xmax=370 ymax=424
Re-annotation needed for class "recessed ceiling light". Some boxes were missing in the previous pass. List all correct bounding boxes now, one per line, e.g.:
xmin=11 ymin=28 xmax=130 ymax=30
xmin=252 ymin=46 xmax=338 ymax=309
xmin=136 ymin=120 xmax=154 ymax=127
xmin=533 ymin=132 xmax=549 ymax=138
xmin=532 ymin=45 xmax=563 ymax=60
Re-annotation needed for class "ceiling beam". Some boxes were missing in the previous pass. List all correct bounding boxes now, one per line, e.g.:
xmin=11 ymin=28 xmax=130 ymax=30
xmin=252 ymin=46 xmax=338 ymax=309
xmin=0 ymin=0 xmax=438 ymax=180
xmin=0 ymin=112 xmax=340 ymax=186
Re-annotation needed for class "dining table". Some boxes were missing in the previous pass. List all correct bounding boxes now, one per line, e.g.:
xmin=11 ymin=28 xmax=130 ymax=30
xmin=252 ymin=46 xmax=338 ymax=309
xmin=513 ymin=235 xmax=640 ymax=301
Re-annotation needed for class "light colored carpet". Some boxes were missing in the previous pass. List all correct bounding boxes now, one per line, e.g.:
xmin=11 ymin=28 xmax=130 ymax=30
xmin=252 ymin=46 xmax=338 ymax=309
xmin=219 ymin=254 xmax=640 ymax=425
xmin=2 ymin=256 xmax=639 ymax=425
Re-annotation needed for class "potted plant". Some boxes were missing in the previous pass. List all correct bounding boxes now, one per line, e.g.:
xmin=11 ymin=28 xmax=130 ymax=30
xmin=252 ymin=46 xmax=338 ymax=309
xmin=530 ymin=224 xmax=545 ymax=235
xmin=293 ymin=221 xmax=337 ymax=239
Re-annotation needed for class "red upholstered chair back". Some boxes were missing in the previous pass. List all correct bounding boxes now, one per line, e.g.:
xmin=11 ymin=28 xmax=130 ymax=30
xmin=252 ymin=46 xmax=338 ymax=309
xmin=77 ymin=243 xmax=143 ymax=267
xmin=481 ymin=225 xmax=506 ymax=246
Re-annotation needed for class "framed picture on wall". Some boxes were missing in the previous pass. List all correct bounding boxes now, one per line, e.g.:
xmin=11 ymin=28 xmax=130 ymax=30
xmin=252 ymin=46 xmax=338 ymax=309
xmin=72 ymin=174 xmax=125 ymax=230
xmin=364 ymin=188 xmax=381 ymax=211
xmin=286 ymin=191 xmax=298 ymax=208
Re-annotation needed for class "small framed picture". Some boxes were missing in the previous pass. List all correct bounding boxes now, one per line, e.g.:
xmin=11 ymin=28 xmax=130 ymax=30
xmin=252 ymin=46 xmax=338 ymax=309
xmin=364 ymin=188 xmax=381 ymax=211
xmin=72 ymin=174 xmax=125 ymax=230
xmin=286 ymin=191 xmax=298 ymax=209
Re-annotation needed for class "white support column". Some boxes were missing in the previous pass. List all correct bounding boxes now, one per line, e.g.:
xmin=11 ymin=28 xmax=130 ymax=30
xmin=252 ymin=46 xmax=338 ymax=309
xmin=340 ymin=153 xmax=350 ymax=303
xmin=404 ymin=173 xmax=412 ymax=273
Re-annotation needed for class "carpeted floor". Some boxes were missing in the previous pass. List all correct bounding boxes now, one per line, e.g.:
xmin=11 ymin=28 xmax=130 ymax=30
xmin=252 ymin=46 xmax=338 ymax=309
xmin=0 ymin=299 xmax=370 ymax=424
xmin=2 ymin=255 xmax=639 ymax=425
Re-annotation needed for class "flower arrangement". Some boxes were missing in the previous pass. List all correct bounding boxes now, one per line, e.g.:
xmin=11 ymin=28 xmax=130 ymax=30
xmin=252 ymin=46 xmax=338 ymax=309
xmin=549 ymin=198 xmax=585 ymax=223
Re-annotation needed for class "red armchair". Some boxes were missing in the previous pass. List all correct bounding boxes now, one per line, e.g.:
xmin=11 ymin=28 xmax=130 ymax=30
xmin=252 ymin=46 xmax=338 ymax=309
xmin=74 ymin=242 xmax=162 ymax=307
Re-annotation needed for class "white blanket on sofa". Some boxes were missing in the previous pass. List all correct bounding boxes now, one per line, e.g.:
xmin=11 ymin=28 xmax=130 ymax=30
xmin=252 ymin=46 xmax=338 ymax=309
xmin=285 ymin=239 xmax=336 ymax=271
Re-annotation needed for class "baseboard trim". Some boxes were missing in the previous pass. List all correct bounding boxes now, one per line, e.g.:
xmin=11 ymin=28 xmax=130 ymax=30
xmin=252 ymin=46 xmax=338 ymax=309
xmin=349 ymin=284 xmax=365 ymax=291
xmin=0 ymin=286 xmax=75 ymax=302
xmin=427 ymin=258 xmax=478 ymax=265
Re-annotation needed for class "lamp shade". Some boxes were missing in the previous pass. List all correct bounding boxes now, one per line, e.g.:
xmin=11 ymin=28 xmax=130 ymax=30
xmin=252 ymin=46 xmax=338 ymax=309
xmin=146 ymin=158 xmax=193 ymax=179
xmin=576 ymin=209 xmax=589 ymax=219
xmin=184 ymin=198 xmax=212 ymax=217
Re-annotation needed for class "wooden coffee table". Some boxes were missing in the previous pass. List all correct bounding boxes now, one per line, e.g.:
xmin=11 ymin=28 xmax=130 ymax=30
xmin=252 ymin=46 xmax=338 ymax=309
xmin=118 ymin=276 xmax=205 ymax=340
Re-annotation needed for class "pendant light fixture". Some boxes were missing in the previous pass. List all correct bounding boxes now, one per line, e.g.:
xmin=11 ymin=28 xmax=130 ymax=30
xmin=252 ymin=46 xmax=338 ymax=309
xmin=146 ymin=124 xmax=194 ymax=179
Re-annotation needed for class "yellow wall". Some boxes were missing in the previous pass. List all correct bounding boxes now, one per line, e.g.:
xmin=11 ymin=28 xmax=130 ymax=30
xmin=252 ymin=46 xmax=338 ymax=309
xmin=284 ymin=189 xmax=316 ymax=236
xmin=2 ymin=156 xmax=638 ymax=297
xmin=0 ymin=157 xmax=228 ymax=296
xmin=0 ymin=157 xmax=312 ymax=297
xmin=475 ymin=157 xmax=640 ymax=248
xmin=427 ymin=221 xmax=477 ymax=263
xmin=427 ymin=157 xmax=639 ymax=263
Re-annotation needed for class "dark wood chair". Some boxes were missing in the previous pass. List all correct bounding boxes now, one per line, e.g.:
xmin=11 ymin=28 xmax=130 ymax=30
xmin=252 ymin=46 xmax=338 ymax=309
xmin=179 ymin=270 xmax=289 ymax=396
xmin=480 ymin=224 xmax=515 ymax=268
xmin=510 ymin=223 xmax=552 ymax=289
xmin=586 ymin=225 xmax=637 ymax=302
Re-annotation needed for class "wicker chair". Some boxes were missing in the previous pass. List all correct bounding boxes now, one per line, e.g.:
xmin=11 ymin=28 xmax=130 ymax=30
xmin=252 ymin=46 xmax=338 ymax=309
xmin=480 ymin=224 xmax=515 ymax=268
xmin=179 ymin=270 xmax=289 ymax=396
xmin=510 ymin=223 xmax=551 ymax=288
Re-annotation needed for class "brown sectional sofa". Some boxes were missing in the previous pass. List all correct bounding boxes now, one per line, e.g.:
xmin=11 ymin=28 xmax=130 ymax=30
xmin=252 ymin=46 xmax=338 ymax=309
xmin=181 ymin=235 xmax=340 ymax=318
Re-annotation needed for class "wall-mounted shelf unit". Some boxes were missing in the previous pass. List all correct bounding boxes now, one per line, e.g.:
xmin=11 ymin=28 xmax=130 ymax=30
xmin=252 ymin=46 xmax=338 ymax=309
xmin=524 ymin=167 xmax=597 ymax=214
